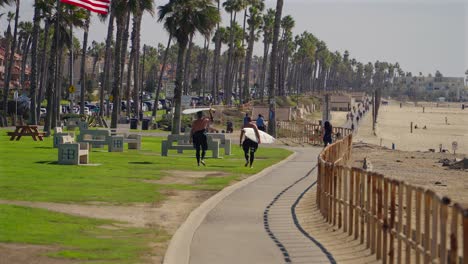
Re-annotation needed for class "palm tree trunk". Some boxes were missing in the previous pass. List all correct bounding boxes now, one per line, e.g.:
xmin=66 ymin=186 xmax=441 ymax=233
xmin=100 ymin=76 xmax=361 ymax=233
xmin=102 ymin=12 xmax=114 ymax=117
xmin=211 ymin=31 xmax=221 ymax=104
xmin=44 ymin=37 xmax=57 ymax=134
xmin=260 ymin=41 xmax=270 ymax=102
xmin=267 ymin=0 xmax=283 ymax=136
xmin=37 ymin=20 xmax=51 ymax=120
xmin=152 ymin=34 xmax=172 ymax=118
xmin=172 ymin=39 xmax=188 ymax=134
xmin=20 ymin=36 xmax=31 ymax=85
xmin=2 ymin=0 xmax=21 ymax=121
xmin=125 ymin=43 xmax=134 ymax=118
xmin=133 ymin=13 xmax=142 ymax=119
xmin=111 ymin=15 xmax=126 ymax=129
xmin=79 ymin=13 xmax=90 ymax=115
xmin=243 ymin=25 xmax=255 ymax=103
xmin=183 ymin=34 xmax=194 ymax=95
xmin=120 ymin=10 xmax=131 ymax=116
xmin=29 ymin=3 xmax=40 ymax=125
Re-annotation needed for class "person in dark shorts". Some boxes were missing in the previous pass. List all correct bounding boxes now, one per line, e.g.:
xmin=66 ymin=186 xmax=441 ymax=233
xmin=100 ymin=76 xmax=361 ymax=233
xmin=190 ymin=110 xmax=213 ymax=166
xmin=240 ymin=117 xmax=261 ymax=168
xmin=256 ymin=114 xmax=266 ymax=131
xmin=323 ymin=120 xmax=333 ymax=146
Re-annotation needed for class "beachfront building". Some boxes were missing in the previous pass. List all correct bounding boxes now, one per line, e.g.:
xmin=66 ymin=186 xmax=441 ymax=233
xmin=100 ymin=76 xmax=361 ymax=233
xmin=348 ymin=92 xmax=366 ymax=102
xmin=394 ymin=76 xmax=465 ymax=101
xmin=0 ymin=47 xmax=30 ymax=91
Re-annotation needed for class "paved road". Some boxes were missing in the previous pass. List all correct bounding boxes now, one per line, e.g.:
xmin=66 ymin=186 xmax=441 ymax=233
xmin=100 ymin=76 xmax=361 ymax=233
xmin=190 ymin=147 xmax=332 ymax=264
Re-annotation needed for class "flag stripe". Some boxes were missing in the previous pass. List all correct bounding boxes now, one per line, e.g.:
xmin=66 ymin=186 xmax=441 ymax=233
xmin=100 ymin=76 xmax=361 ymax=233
xmin=60 ymin=0 xmax=109 ymax=14
xmin=63 ymin=0 xmax=109 ymax=9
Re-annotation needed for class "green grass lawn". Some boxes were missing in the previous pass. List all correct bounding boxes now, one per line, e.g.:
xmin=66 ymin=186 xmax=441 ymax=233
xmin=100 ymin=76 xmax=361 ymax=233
xmin=0 ymin=130 xmax=291 ymax=263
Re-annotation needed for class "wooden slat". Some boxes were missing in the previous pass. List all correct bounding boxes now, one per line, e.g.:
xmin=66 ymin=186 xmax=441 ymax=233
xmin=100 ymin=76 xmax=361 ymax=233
xmin=440 ymin=197 xmax=450 ymax=264
xmin=397 ymin=181 xmax=404 ymax=264
xmin=348 ymin=167 xmax=354 ymax=235
xmin=424 ymin=190 xmax=432 ymax=264
xmin=367 ymin=171 xmax=372 ymax=249
xmin=355 ymin=169 xmax=361 ymax=240
xmin=432 ymin=192 xmax=440 ymax=261
xmin=338 ymin=166 xmax=343 ymax=229
xmin=360 ymin=170 xmax=366 ymax=245
xmin=449 ymin=206 xmax=458 ymax=264
xmin=377 ymin=174 xmax=383 ymax=260
xmin=383 ymin=178 xmax=389 ymax=264
xmin=463 ymin=209 xmax=468 ymax=264
xmin=389 ymin=180 xmax=397 ymax=264
xmin=371 ymin=173 xmax=377 ymax=254
xmin=405 ymin=184 xmax=413 ymax=264
xmin=415 ymin=188 xmax=423 ymax=264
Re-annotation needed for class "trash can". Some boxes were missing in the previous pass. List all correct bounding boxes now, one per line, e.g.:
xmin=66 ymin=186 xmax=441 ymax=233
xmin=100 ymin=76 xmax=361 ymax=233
xmin=142 ymin=119 xmax=150 ymax=130
xmin=130 ymin=118 xmax=138 ymax=130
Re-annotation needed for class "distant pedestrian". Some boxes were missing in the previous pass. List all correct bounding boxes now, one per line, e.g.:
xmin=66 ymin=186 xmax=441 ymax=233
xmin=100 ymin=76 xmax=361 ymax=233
xmin=190 ymin=110 xmax=213 ymax=166
xmin=256 ymin=114 xmax=266 ymax=131
xmin=243 ymin=113 xmax=250 ymax=126
xmin=240 ymin=117 xmax=261 ymax=168
xmin=323 ymin=121 xmax=333 ymax=147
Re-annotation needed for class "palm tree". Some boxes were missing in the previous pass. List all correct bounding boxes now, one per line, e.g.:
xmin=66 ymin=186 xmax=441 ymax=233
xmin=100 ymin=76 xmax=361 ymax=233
xmin=158 ymin=0 xmax=220 ymax=134
xmin=267 ymin=0 xmax=283 ymax=136
xmin=258 ymin=8 xmax=274 ymax=102
xmin=29 ymin=0 xmax=43 ymax=124
xmin=151 ymin=19 xmax=174 ymax=119
xmin=2 ymin=0 xmax=20 ymax=122
xmin=223 ymin=0 xmax=246 ymax=105
xmin=79 ymin=11 xmax=91 ymax=115
xmin=242 ymin=0 xmax=264 ymax=103
xmin=110 ymin=0 xmax=129 ymax=128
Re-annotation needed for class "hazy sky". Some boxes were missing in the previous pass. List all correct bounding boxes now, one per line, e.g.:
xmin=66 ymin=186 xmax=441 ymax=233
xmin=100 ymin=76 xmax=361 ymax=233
xmin=1 ymin=0 xmax=467 ymax=77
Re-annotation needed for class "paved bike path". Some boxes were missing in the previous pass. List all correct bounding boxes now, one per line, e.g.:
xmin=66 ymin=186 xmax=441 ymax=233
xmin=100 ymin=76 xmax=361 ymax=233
xmin=189 ymin=147 xmax=332 ymax=264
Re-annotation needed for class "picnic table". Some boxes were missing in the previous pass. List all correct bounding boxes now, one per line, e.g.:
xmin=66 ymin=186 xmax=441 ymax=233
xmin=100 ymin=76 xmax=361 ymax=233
xmin=7 ymin=125 xmax=46 ymax=141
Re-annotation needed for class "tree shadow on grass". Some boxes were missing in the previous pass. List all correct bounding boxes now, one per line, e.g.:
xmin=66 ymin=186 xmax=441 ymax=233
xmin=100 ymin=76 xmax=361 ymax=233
xmin=34 ymin=146 xmax=53 ymax=149
xmin=128 ymin=161 xmax=154 ymax=165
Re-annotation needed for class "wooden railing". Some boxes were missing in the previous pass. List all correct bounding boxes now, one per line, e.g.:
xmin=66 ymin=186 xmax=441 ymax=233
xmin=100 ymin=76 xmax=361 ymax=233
xmin=277 ymin=121 xmax=349 ymax=145
xmin=316 ymin=129 xmax=467 ymax=264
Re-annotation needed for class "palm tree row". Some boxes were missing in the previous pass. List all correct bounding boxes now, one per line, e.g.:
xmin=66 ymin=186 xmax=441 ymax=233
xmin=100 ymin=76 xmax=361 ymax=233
xmin=1 ymin=0 xmax=405 ymax=137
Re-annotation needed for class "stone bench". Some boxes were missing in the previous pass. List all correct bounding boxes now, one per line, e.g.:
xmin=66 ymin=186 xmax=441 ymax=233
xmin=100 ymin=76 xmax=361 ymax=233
xmin=77 ymin=129 xmax=111 ymax=148
xmin=65 ymin=118 xmax=81 ymax=131
xmin=58 ymin=135 xmax=89 ymax=165
xmin=184 ymin=132 xmax=231 ymax=155
xmin=124 ymin=134 xmax=142 ymax=150
xmin=207 ymin=133 xmax=231 ymax=155
xmin=161 ymin=134 xmax=219 ymax=158
xmin=53 ymin=127 xmax=75 ymax=148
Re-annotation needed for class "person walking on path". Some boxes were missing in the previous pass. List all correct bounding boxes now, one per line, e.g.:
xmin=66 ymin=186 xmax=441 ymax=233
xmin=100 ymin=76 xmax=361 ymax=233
xmin=190 ymin=110 xmax=213 ymax=166
xmin=243 ymin=113 xmax=250 ymax=126
xmin=256 ymin=114 xmax=266 ymax=131
xmin=240 ymin=117 xmax=261 ymax=168
xmin=323 ymin=121 xmax=333 ymax=146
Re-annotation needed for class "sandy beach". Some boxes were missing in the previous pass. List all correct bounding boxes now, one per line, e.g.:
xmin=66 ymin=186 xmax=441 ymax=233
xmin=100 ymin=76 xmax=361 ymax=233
xmin=355 ymin=101 xmax=468 ymax=154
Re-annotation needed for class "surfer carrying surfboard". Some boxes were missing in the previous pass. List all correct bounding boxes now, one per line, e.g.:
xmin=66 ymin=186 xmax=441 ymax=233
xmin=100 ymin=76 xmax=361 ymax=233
xmin=189 ymin=110 xmax=214 ymax=166
xmin=240 ymin=117 xmax=261 ymax=168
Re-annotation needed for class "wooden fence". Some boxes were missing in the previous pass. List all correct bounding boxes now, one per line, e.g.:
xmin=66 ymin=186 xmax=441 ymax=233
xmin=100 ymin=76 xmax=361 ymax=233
xmin=277 ymin=121 xmax=349 ymax=145
xmin=316 ymin=130 xmax=467 ymax=264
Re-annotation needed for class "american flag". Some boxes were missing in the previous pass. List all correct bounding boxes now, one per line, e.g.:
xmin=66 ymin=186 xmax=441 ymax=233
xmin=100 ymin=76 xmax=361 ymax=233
xmin=60 ymin=0 xmax=110 ymax=15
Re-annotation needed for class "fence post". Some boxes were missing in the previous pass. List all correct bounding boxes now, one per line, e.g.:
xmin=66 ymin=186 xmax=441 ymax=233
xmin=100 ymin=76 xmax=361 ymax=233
xmin=405 ymin=185 xmax=413 ymax=264
xmin=347 ymin=168 xmax=354 ymax=235
xmin=424 ymin=190 xmax=432 ymax=264
xmin=383 ymin=177 xmax=389 ymax=264
xmin=389 ymin=180 xmax=397 ymax=264
xmin=415 ymin=188 xmax=423 ymax=264
xmin=440 ymin=197 xmax=450 ymax=264
xmin=397 ymin=181 xmax=404 ymax=264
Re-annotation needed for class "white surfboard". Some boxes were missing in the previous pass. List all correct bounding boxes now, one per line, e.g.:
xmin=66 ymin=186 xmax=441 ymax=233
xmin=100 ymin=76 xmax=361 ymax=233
xmin=243 ymin=127 xmax=275 ymax=144
xmin=182 ymin=107 xmax=212 ymax=115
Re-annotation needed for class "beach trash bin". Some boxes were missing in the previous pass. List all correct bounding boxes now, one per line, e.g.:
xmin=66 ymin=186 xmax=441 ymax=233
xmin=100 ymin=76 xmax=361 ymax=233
xmin=130 ymin=118 xmax=138 ymax=130
xmin=142 ymin=119 xmax=150 ymax=130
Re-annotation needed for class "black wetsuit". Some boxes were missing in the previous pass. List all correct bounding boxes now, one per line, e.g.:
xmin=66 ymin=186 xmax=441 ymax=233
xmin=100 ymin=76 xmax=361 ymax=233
xmin=192 ymin=130 xmax=208 ymax=165
xmin=242 ymin=138 xmax=259 ymax=167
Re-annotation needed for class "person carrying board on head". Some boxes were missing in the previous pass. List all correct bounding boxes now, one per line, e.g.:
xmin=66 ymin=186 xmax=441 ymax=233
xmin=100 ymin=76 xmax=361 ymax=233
xmin=240 ymin=117 xmax=261 ymax=168
xmin=189 ymin=110 xmax=213 ymax=166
